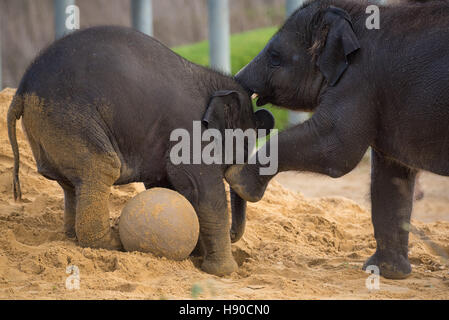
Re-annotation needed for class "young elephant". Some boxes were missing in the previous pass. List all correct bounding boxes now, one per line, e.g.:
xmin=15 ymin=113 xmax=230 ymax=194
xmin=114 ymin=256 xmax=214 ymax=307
xmin=226 ymin=0 xmax=449 ymax=279
xmin=7 ymin=26 xmax=273 ymax=276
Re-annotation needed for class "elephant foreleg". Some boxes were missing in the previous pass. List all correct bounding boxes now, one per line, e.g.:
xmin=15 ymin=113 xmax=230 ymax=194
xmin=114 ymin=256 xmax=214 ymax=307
xmin=167 ymin=164 xmax=237 ymax=276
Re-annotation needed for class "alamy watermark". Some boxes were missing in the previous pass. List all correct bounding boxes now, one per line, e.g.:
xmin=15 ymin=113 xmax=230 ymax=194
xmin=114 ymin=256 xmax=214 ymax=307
xmin=365 ymin=265 xmax=380 ymax=290
xmin=366 ymin=5 xmax=380 ymax=30
xmin=66 ymin=265 xmax=80 ymax=290
xmin=65 ymin=5 xmax=80 ymax=31
xmin=169 ymin=121 xmax=278 ymax=175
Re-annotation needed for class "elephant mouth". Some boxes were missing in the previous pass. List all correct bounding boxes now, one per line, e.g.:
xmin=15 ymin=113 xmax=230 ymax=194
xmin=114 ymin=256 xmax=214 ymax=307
xmin=251 ymin=93 xmax=271 ymax=107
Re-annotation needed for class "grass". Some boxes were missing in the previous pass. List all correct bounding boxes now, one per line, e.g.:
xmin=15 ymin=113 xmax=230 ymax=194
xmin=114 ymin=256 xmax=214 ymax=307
xmin=173 ymin=27 xmax=289 ymax=130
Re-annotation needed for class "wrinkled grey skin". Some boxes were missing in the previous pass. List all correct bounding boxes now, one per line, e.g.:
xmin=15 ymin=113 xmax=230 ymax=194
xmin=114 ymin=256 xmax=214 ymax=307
xmin=7 ymin=26 xmax=273 ymax=276
xmin=226 ymin=0 xmax=449 ymax=279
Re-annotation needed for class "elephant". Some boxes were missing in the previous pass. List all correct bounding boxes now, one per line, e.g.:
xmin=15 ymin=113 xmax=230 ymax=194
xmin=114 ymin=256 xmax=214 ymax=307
xmin=225 ymin=0 xmax=449 ymax=279
xmin=7 ymin=26 xmax=273 ymax=276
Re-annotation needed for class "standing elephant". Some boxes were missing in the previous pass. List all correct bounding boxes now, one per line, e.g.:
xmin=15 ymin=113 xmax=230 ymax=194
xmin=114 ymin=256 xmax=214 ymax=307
xmin=7 ymin=26 xmax=273 ymax=276
xmin=226 ymin=0 xmax=449 ymax=279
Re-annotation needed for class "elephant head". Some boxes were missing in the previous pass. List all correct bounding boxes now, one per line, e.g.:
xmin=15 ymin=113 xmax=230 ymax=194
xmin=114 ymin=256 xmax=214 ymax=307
xmin=236 ymin=0 xmax=360 ymax=110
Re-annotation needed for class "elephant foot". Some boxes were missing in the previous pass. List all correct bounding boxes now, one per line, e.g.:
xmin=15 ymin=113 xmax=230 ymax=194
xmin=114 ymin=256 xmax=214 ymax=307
xmin=65 ymin=228 xmax=76 ymax=239
xmin=64 ymin=217 xmax=76 ymax=239
xmin=230 ymin=229 xmax=242 ymax=243
xmin=225 ymin=165 xmax=267 ymax=202
xmin=78 ymin=229 xmax=124 ymax=251
xmin=363 ymin=250 xmax=411 ymax=279
xmin=201 ymin=256 xmax=238 ymax=276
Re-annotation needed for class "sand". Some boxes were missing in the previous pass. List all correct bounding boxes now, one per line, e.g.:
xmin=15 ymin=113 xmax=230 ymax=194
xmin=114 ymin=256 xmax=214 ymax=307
xmin=0 ymin=88 xmax=448 ymax=299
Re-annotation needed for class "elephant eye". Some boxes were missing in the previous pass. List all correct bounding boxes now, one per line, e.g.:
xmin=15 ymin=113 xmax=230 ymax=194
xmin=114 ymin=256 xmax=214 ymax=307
xmin=269 ymin=51 xmax=281 ymax=67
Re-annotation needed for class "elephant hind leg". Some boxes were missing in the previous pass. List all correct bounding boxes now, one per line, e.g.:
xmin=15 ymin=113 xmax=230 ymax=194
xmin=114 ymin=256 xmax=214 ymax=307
xmin=58 ymin=181 xmax=76 ymax=238
xmin=23 ymin=102 xmax=123 ymax=250
xmin=74 ymin=178 xmax=122 ymax=250
xmin=58 ymin=148 xmax=122 ymax=250
xmin=363 ymin=149 xmax=416 ymax=279
xmin=59 ymin=173 xmax=122 ymax=250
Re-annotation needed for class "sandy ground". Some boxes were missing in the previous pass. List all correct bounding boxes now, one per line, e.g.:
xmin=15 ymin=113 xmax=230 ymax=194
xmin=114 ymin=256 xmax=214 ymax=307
xmin=0 ymin=88 xmax=448 ymax=300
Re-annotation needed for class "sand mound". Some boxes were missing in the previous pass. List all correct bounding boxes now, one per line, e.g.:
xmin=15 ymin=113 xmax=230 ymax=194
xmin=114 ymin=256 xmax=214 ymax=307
xmin=0 ymin=88 xmax=448 ymax=299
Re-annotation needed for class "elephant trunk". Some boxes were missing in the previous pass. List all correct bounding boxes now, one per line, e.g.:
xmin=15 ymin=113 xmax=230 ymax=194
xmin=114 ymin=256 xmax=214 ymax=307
xmin=230 ymin=188 xmax=247 ymax=243
xmin=235 ymin=47 xmax=268 ymax=97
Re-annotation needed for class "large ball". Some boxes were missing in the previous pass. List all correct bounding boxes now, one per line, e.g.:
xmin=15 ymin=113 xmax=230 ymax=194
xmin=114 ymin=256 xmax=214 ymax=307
xmin=119 ymin=188 xmax=199 ymax=260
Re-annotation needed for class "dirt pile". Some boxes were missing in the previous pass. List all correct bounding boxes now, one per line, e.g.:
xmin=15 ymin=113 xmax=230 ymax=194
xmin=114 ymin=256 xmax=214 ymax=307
xmin=0 ymin=88 xmax=448 ymax=299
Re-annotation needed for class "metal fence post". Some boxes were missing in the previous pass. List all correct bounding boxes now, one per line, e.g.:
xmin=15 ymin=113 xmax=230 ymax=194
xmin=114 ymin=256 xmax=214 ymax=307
xmin=208 ymin=0 xmax=231 ymax=74
xmin=286 ymin=0 xmax=308 ymax=127
xmin=131 ymin=0 xmax=153 ymax=36
xmin=54 ymin=0 xmax=76 ymax=40
xmin=286 ymin=0 xmax=303 ymax=17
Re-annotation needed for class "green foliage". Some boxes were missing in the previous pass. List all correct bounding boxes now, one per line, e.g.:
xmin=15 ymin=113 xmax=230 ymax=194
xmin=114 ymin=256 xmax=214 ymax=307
xmin=173 ymin=27 xmax=289 ymax=130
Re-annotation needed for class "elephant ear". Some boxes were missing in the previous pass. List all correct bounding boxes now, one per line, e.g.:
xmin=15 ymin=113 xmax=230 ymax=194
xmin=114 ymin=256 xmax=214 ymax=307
xmin=255 ymin=109 xmax=275 ymax=130
xmin=202 ymin=90 xmax=242 ymax=131
xmin=315 ymin=6 xmax=360 ymax=86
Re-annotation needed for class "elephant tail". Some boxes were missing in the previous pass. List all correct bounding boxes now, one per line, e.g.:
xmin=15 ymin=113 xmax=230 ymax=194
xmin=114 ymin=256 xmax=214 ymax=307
xmin=7 ymin=95 xmax=24 ymax=201
xmin=230 ymin=188 xmax=247 ymax=243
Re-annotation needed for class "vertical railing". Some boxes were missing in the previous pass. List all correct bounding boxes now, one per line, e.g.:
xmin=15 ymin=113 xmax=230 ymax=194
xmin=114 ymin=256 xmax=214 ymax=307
xmin=286 ymin=0 xmax=308 ymax=127
xmin=286 ymin=0 xmax=302 ymax=17
xmin=54 ymin=0 xmax=76 ymax=40
xmin=131 ymin=0 xmax=153 ymax=36
xmin=208 ymin=0 xmax=231 ymax=74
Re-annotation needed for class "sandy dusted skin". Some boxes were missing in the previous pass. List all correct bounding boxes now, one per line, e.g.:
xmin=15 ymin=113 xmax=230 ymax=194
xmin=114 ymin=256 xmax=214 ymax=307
xmin=0 ymin=88 xmax=448 ymax=299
